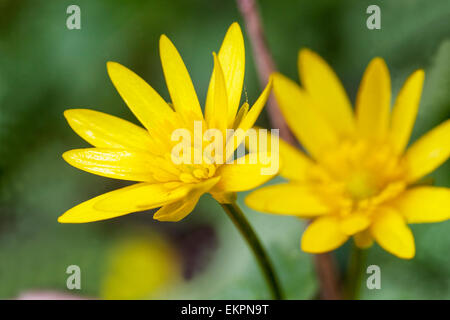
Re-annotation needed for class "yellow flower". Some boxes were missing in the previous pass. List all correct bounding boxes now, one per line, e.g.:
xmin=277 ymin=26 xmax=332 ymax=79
xmin=246 ymin=49 xmax=450 ymax=259
xmin=59 ymin=23 xmax=274 ymax=223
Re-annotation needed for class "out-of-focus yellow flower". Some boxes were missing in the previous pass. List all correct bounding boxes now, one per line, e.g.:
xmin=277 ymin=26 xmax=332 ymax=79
xmin=59 ymin=23 xmax=274 ymax=223
xmin=101 ymin=234 xmax=180 ymax=299
xmin=246 ymin=49 xmax=450 ymax=259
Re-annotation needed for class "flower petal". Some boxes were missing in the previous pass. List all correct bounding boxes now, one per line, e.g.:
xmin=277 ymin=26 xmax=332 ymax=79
xmin=392 ymin=186 xmax=450 ymax=223
xmin=339 ymin=213 xmax=371 ymax=236
xmin=236 ymin=76 xmax=273 ymax=133
xmin=278 ymin=138 xmax=315 ymax=182
xmin=63 ymin=148 xmax=166 ymax=182
xmin=356 ymin=58 xmax=391 ymax=141
xmin=153 ymin=197 xmax=200 ymax=222
xmin=218 ymin=22 xmax=245 ymax=126
xmin=298 ymin=49 xmax=355 ymax=136
xmin=233 ymin=103 xmax=249 ymax=129
xmin=64 ymin=109 xmax=155 ymax=152
xmin=245 ymin=127 xmax=314 ymax=182
xmin=58 ymin=183 xmax=156 ymax=223
xmin=301 ymin=216 xmax=349 ymax=253
xmin=389 ymin=70 xmax=425 ymax=154
xmin=154 ymin=177 xmax=220 ymax=222
xmin=273 ymin=73 xmax=338 ymax=159
xmin=205 ymin=53 xmax=228 ymax=134
xmin=245 ymin=183 xmax=330 ymax=217
xmin=370 ymin=208 xmax=415 ymax=259
xmin=403 ymin=119 xmax=450 ymax=182
xmin=106 ymin=62 xmax=174 ymax=131
xmin=95 ymin=183 xmax=193 ymax=213
xmin=159 ymin=35 xmax=203 ymax=121
xmin=225 ymin=78 xmax=273 ymax=158
xmin=212 ymin=153 xmax=278 ymax=192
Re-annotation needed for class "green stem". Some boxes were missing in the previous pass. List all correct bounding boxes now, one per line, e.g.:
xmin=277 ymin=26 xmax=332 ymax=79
xmin=220 ymin=202 xmax=283 ymax=299
xmin=345 ymin=244 xmax=366 ymax=300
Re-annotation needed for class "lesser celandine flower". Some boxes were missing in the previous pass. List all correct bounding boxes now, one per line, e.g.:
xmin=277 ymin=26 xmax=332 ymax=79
xmin=59 ymin=23 xmax=282 ymax=299
xmin=246 ymin=49 xmax=450 ymax=259
xmin=59 ymin=23 xmax=274 ymax=224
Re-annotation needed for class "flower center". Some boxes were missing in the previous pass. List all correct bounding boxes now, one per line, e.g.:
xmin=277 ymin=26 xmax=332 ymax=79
xmin=312 ymin=139 xmax=407 ymax=212
xmin=178 ymin=163 xmax=216 ymax=183
xmin=345 ymin=171 xmax=378 ymax=200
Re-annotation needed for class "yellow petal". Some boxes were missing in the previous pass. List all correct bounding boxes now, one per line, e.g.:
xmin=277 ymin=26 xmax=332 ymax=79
xmin=205 ymin=53 xmax=228 ymax=134
xmin=272 ymin=73 xmax=338 ymax=159
xmin=392 ymin=186 xmax=450 ymax=223
xmin=218 ymin=22 xmax=245 ymax=126
xmin=278 ymin=137 xmax=315 ymax=181
xmin=153 ymin=197 xmax=199 ymax=222
xmin=236 ymin=76 xmax=273 ymax=133
xmin=212 ymin=153 xmax=278 ymax=192
xmin=298 ymin=49 xmax=355 ymax=136
xmin=403 ymin=119 xmax=450 ymax=182
xmin=356 ymin=58 xmax=391 ymax=141
xmin=389 ymin=70 xmax=425 ymax=154
xmin=225 ymin=78 xmax=273 ymax=158
xmin=63 ymin=148 xmax=163 ymax=182
xmin=339 ymin=213 xmax=371 ymax=235
xmin=95 ymin=183 xmax=193 ymax=213
xmin=159 ymin=35 xmax=203 ymax=121
xmin=301 ymin=216 xmax=349 ymax=253
xmin=245 ymin=183 xmax=330 ymax=217
xmin=64 ymin=109 xmax=155 ymax=152
xmin=58 ymin=183 xmax=153 ymax=223
xmin=233 ymin=103 xmax=249 ymax=129
xmin=246 ymin=127 xmax=315 ymax=182
xmin=354 ymin=230 xmax=374 ymax=249
xmin=154 ymin=177 xmax=220 ymax=222
xmin=106 ymin=62 xmax=174 ymax=131
xmin=370 ymin=208 xmax=415 ymax=259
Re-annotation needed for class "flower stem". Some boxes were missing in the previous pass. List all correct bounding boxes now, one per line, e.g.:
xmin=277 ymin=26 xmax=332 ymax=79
xmin=220 ymin=202 xmax=283 ymax=299
xmin=345 ymin=244 xmax=366 ymax=300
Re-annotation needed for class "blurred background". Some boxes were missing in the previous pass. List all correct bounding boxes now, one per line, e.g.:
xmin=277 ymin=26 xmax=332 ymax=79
xmin=0 ymin=0 xmax=449 ymax=299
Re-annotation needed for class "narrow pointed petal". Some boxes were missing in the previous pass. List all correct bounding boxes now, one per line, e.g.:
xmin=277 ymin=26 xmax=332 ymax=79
xmin=370 ymin=208 xmax=415 ymax=259
xmin=225 ymin=78 xmax=272 ymax=158
xmin=212 ymin=153 xmax=277 ymax=192
xmin=356 ymin=58 xmax=391 ymax=141
xmin=245 ymin=183 xmax=330 ymax=217
xmin=393 ymin=186 xmax=450 ymax=223
xmin=218 ymin=22 xmax=245 ymax=126
xmin=64 ymin=109 xmax=155 ymax=151
xmin=403 ymin=120 xmax=450 ymax=182
xmin=272 ymin=73 xmax=338 ymax=159
xmin=154 ymin=177 xmax=219 ymax=222
xmin=298 ymin=49 xmax=355 ymax=136
xmin=63 ymin=148 xmax=163 ymax=182
xmin=236 ymin=76 xmax=273 ymax=133
xmin=153 ymin=197 xmax=200 ymax=222
xmin=390 ymin=70 xmax=425 ymax=154
xmin=205 ymin=53 xmax=228 ymax=133
xmin=301 ymin=216 xmax=349 ymax=253
xmin=58 ymin=183 xmax=155 ymax=223
xmin=159 ymin=35 xmax=203 ymax=120
xmin=94 ymin=183 xmax=193 ymax=213
xmin=106 ymin=62 xmax=174 ymax=131
xmin=233 ymin=103 xmax=249 ymax=129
